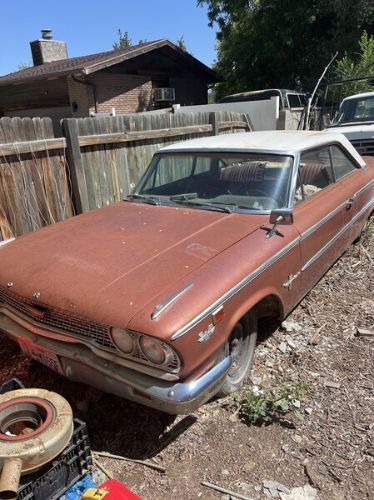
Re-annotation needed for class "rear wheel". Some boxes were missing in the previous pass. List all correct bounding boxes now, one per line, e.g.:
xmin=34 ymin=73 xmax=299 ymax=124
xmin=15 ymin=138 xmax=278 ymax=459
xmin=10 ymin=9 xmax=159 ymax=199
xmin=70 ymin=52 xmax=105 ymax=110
xmin=217 ymin=311 xmax=257 ymax=396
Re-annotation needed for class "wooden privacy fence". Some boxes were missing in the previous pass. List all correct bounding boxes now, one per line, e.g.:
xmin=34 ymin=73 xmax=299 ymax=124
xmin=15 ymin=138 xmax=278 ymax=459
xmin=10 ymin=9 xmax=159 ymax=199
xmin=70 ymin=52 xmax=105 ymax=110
xmin=0 ymin=117 xmax=73 ymax=240
xmin=0 ymin=111 xmax=250 ymax=239
xmin=63 ymin=111 xmax=250 ymax=213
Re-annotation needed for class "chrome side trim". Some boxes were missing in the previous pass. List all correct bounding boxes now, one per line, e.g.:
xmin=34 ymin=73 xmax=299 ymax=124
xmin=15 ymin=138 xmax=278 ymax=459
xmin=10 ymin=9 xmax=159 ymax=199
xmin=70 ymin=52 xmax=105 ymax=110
xmin=302 ymin=200 xmax=373 ymax=272
xmin=0 ymin=238 xmax=15 ymax=247
xmin=287 ymin=152 xmax=300 ymax=208
xmin=171 ymin=238 xmax=300 ymax=340
xmin=300 ymin=180 xmax=374 ymax=241
xmin=151 ymin=283 xmax=194 ymax=320
xmin=300 ymin=201 xmax=346 ymax=240
xmin=354 ymin=179 xmax=374 ymax=198
xmin=172 ymin=193 xmax=373 ymax=341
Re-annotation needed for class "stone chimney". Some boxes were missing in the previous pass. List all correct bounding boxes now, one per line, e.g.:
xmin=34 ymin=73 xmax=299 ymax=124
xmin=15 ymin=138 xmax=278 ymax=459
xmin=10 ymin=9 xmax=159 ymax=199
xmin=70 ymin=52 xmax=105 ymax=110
xmin=30 ymin=29 xmax=68 ymax=66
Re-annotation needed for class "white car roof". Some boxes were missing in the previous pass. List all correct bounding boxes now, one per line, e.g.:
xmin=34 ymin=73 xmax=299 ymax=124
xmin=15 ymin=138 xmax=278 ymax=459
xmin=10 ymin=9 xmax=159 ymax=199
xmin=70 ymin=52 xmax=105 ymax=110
xmin=342 ymin=91 xmax=374 ymax=101
xmin=159 ymin=130 xmax=366 ymax=167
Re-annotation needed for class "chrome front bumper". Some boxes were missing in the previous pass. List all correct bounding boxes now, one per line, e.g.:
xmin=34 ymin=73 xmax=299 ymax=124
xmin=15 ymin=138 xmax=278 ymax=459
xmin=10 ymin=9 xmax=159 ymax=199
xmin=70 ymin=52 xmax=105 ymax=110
xmin=0 ymin=313 xmax=231 ymax=414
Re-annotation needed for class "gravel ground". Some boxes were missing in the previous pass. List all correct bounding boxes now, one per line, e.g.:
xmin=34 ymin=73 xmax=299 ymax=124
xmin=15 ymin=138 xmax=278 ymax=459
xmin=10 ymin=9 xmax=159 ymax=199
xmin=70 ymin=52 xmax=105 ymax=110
xmin=0 ymin=220 xmax=373 ymax=500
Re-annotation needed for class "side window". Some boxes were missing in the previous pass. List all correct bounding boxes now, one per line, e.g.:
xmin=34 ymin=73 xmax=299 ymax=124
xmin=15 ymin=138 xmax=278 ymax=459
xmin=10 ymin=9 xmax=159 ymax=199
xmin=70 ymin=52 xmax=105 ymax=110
xmin=294 ymin=147 xmax=333 ymax=204
xmin=288 ymin=94 xmax=301 ymax=108
xmin=194 ymin=157 xmax=211 ymax=176
xmin=330 ymin=145 xmax=357 ymax=180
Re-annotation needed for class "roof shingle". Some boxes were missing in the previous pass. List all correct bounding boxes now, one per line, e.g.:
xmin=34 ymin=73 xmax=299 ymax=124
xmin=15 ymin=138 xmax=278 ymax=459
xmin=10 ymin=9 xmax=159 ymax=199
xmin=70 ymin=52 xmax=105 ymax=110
xmin=0 ymin=39 xmax=217 ymax=86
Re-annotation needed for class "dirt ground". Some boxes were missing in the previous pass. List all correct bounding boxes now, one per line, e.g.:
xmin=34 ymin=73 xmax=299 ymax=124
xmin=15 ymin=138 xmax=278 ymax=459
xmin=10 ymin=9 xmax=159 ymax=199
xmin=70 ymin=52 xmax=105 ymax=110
xmin=0 ymin=221 xmax=373 ymax=500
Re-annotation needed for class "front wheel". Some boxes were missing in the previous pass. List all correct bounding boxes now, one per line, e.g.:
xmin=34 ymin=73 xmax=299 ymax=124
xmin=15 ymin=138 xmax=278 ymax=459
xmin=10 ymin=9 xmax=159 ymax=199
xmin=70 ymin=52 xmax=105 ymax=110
xmin=217 ymin=311 xmax=257 ymax=396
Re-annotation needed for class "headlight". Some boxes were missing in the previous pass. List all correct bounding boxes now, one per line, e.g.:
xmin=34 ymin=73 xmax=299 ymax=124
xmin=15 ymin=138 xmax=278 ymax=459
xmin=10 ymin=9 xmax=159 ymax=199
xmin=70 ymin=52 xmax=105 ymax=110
xmin=111 ymin=328 xmax=135 ymax=354
xmin=139 ymin=336 xmax=169 ymax=365
xmin=110 ymin=328 xmax=180 ymax=373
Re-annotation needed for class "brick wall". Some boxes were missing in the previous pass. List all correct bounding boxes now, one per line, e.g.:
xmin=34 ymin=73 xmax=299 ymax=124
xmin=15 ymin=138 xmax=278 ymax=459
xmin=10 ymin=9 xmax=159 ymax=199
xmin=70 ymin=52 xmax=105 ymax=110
xmin=92 ymin=73 xmax=153 ymax=114
xmin=67 ymin=73 xmax=153 ymax=116
xmin=67 ymin=73 xmax=207 ymax=117
xmin=67 ymin=76 xmax=92 ymax=118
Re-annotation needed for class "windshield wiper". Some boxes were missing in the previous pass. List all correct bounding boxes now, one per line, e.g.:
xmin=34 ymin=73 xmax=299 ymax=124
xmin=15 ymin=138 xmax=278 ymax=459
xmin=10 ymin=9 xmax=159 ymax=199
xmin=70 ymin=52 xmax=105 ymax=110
xmin=171 ymin=199 xmax=232 ymax=213
xmin=170 ymin=192 xmax=198 ymax=201
xmin=210 ymin=201 xmax=261 ymax=211
xmin=124 ymin=194 xmax=161 ymax=205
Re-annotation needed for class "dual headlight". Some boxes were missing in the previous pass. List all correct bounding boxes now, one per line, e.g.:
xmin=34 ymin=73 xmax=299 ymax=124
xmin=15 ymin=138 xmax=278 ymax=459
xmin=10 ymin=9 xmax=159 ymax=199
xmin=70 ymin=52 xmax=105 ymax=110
xmin=111 ymin=328 xmax=178 ymax=370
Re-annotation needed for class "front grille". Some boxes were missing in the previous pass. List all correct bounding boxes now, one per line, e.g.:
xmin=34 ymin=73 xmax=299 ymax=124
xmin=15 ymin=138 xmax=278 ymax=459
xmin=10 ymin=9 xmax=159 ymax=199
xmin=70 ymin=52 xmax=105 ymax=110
xmin=0 ymin=286 xmax=180 ymax=373
xmin=0 ymin=286 xmax=114 ymax=349
xmin=351 ymin=139 xmax=374 ymax=156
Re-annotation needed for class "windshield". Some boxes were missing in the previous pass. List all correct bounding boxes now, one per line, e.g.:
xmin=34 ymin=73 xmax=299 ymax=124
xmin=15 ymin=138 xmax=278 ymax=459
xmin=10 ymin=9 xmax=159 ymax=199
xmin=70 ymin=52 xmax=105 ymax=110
xmin=134 ymin=153 xmax=294 ymax=212
xmin=331 ymin=95 xmax=374 ymax=125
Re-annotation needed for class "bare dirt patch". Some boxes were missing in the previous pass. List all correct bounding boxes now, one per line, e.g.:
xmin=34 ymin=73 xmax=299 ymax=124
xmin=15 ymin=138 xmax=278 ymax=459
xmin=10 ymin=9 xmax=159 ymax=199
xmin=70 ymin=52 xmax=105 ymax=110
xmin=1 ymin=221 xmax=373 ymax=499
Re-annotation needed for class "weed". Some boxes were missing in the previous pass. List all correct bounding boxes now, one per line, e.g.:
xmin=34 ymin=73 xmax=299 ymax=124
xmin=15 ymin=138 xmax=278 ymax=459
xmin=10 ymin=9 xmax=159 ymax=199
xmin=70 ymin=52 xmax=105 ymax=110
xmin=360 ymin=217 xmax=374 ymax=248
xmin=237 ymin=380 xmax=313 ymax=426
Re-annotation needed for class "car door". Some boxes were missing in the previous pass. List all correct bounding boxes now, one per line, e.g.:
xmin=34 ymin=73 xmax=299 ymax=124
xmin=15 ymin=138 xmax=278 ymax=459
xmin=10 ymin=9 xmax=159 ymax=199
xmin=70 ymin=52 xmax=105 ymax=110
xmin=329 ymin=145 xmax=373 ymax=245
xmin=292 ymin=146 xmax=351 ymax=295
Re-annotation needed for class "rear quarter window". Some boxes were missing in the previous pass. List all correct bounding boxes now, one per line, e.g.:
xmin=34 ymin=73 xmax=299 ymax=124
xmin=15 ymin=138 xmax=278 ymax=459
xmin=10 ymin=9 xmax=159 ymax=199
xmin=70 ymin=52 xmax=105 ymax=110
xmin=330 ymin=145 xmax=358 ymax=180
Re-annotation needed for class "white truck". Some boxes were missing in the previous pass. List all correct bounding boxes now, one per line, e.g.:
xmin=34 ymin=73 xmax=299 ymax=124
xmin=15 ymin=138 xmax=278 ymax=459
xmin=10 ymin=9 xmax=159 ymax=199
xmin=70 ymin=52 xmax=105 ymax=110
xmin=327 ymin=91 xmax=374 ymax=155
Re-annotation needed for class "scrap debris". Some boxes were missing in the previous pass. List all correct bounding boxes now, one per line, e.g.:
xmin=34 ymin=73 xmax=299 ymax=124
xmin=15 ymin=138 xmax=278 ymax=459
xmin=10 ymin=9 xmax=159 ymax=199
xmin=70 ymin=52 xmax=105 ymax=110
xmin=93 ymin=451 xmax=166 ymax=473
xmin=355 ymin=327 xmax=374 ymax=337
xmin=201 ymin=480 xmax=253 ymax=500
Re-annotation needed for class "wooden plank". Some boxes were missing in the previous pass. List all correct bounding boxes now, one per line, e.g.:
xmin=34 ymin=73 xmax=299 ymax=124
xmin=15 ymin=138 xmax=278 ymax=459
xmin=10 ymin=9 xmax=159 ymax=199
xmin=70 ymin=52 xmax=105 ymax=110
xmin=92 ymin=117 xmax=110 ymax=207
xmin=14 ymin=117 xmax=42 ymax=231
xmin=39 ymin=118 xmax=59 ymax=223
xmin=62 ymin=118 xmax=89 ymax=213
xmin=77 ymin=124 xmax=213 ymax=147
xmin=209 ymin=112 xmax=219 ymax=136
xmin=1 ymin=117 xmax=34 ymax=234
xmin=0 ymin=138 xmax=66 ymax=157
xmin=218 ymin=120 xmax=249 ymax=130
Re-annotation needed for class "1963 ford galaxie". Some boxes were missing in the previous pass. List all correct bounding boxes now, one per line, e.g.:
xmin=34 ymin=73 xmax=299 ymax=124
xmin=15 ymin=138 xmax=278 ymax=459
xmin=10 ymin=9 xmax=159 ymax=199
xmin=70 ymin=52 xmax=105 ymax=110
xmin=0 ymin=131 xmax=373 ymax=413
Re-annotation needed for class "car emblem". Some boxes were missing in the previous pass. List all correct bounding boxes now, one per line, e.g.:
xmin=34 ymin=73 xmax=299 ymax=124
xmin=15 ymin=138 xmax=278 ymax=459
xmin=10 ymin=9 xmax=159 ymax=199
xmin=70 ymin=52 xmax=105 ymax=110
xmin=198 ymin=323 xmax=215 ymax=343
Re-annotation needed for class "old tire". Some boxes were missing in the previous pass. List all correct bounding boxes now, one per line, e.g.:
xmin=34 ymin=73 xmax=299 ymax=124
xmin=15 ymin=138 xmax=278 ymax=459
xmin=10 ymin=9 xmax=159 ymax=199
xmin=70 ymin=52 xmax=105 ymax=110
xmin=217 ymin=311 xmax=257 ymax=397
xmin=0 ymin=388 xmax=73 ymax=474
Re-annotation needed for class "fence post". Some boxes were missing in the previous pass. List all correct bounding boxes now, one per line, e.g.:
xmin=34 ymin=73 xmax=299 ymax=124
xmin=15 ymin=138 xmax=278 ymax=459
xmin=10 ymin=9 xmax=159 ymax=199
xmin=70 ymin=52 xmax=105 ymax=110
xmin=62 ymin=119 xmax=89 ymax=213
xmin=209 ymin=112 xmax=219 ymax=136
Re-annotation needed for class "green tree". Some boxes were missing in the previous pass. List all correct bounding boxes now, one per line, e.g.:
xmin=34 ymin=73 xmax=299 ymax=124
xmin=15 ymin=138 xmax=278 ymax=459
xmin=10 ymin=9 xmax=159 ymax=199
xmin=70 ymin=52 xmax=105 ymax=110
xmin=112 ymin=29 xmax=132 ymax=50
xmin=198 ymin=0 xmax=374 ymax=99
xmin=176 ymin=36 xmax=188 ymax=52
xmin=17 ymin=62 xmax=32 ymax=71
xmin=334 ymin=31 xmax=374 ymax=95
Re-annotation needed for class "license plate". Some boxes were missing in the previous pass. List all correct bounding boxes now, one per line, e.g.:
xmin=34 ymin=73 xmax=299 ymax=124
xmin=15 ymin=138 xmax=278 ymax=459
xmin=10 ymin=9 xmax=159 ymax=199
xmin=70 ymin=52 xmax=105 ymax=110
xmin=20 ymin=342 xmax=63 ymax=374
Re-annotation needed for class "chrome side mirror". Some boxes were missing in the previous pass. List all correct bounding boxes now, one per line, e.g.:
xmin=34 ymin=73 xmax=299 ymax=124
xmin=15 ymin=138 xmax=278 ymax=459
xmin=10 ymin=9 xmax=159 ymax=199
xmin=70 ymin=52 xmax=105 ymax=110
xmin=266 ymin=208 xmax=293 ymax=238
xmin=269 ymin=208 xmax=294 ymax=225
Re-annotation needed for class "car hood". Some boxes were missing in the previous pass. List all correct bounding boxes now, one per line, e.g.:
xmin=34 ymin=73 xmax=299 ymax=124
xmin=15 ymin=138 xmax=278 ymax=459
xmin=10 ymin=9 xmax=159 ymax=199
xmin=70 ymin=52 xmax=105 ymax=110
xmin=327 ymin=123 xmax=374 ymax=140
xmin=0 ymin=201 xmax=261 ymax=330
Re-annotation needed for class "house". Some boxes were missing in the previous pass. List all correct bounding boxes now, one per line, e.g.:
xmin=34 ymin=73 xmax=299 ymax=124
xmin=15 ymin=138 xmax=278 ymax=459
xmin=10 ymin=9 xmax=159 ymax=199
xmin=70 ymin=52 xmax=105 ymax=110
xmin=0 ymin=30 xmax=218 ymax=131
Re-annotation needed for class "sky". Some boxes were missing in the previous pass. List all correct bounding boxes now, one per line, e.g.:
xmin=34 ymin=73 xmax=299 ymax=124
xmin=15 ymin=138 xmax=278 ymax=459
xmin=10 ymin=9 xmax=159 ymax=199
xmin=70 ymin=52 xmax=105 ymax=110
xmin=0 ymin=0 xmax=217 ymax=75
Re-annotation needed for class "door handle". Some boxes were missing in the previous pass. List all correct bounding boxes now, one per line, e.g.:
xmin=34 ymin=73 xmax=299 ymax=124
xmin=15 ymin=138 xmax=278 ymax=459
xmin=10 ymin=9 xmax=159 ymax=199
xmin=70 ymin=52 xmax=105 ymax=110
xmin=346 ymin=197 xmax=356 ymax=209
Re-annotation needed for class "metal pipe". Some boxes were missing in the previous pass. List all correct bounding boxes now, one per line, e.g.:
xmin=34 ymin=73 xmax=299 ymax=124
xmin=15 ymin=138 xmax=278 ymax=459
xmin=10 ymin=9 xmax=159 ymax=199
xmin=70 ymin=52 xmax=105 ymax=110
xmin=304 ymin=52 xmax=338 ymax=130
xmin=0 ymin=458 xmax=23 ymax=500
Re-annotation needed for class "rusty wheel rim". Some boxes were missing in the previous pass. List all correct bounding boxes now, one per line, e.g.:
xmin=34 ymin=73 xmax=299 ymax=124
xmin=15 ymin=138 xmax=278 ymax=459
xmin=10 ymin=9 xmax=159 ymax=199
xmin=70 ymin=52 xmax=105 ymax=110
xmin=227 ymin=321 xmax=252 ymax=385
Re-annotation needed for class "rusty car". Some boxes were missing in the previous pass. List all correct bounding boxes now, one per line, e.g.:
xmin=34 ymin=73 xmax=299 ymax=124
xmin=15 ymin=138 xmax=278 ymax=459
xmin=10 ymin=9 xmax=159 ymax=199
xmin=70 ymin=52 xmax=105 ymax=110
xmin=0 ymin=131 xmax=373 ymax=414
